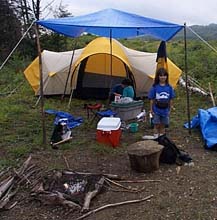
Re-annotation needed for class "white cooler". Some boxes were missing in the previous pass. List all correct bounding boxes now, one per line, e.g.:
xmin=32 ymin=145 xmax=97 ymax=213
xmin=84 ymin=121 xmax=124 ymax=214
xmin=96 ymin=117 xmax=121 ymax=147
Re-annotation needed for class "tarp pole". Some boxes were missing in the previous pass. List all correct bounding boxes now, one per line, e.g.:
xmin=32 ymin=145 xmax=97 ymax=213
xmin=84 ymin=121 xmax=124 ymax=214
xmin=35 ymin=23 xmax=47 ymax=145
xmin=62 ymin=39 xmax=77 ymax=99
xmin=184 ymin=23 xmax=191 ymax=134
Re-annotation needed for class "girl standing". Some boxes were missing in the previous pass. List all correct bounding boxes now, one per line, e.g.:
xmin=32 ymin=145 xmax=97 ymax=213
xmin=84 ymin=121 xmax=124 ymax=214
xmin=145 ymin=68 xmax=175 ymax=139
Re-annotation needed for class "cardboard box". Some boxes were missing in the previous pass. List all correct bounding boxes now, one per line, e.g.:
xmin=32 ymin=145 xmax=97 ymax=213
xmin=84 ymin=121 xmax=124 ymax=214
xmin=111 ymin=100 xmax=144 ymax=121
xmin=96 ymin=117 xmax=121 ymax=147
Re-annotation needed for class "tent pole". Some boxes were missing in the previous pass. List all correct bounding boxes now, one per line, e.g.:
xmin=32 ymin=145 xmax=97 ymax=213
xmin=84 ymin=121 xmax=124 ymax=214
xmin=106 ymin=29 xmax=113 ymax=107
xmin=184 ymin=23 xmax=191 ymax=134
xmin=109 ymin=29 xmax=113 ymax=88
xmin=34 ymin=95 xmax=41 ymax=107
xmin=68 ymin=65 xmax=78 ymax=108
xmin=67 ymin=87 xmax=74 ymax=109
xmin=35 ymin=24 xmax=47 ymax=145
xmin=62 ymin=39 xmax=77 ymax=100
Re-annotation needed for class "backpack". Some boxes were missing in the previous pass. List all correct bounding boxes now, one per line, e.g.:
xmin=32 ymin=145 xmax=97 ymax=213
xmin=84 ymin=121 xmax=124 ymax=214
xmin=157 ymin=135 xmax=192 ymax=164
xmin=50 ymin=118 xmax=71 ymax=144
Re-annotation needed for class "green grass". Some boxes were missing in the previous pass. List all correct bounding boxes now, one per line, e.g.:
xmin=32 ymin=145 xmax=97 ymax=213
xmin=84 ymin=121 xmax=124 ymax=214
xmin=8 ymin=145 xmax=32 ymax=158
xmin=89 ymin=141 xmax=119 ymax=154
xmin=1 ymin=82 xmax=211 ymax=156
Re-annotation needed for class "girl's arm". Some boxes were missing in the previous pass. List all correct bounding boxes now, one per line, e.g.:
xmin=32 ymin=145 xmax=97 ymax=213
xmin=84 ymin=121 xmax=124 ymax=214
xmin=150 ymin=99 xmax=154 ymax=114
xmin=113 ymin=92 xmax=121 ymax=96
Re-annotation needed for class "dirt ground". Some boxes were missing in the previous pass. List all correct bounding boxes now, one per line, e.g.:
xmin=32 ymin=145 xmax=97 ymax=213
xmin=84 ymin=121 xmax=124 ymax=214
xmin=1 ymin=113 xmax=217 ymax=220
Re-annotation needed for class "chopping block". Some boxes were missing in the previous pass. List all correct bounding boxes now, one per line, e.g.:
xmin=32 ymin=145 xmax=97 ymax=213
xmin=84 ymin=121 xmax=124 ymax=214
xmin=127 ymin=140 xmax=164 ymax=173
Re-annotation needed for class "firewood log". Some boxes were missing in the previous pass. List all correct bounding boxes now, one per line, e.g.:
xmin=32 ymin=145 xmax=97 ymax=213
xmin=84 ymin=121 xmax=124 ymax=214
xmin=0 ymin=177 xmax=14 ymax=199
xmin=82 ymin=177 xmax=105 ymax=212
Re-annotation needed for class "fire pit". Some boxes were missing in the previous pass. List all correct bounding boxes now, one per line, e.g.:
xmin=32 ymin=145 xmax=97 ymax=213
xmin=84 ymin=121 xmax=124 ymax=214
xmin=32 ymin=170 xmax=106 ymax=212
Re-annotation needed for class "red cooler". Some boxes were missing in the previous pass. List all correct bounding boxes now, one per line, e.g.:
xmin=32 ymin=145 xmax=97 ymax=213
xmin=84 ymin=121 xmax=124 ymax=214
xmin=96 ymin=117 xmax=121 ymax=147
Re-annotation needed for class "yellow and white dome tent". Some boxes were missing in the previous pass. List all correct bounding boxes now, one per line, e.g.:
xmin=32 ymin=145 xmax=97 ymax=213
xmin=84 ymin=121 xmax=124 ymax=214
xmin=24 ymin=37 xmax=182 ymax=98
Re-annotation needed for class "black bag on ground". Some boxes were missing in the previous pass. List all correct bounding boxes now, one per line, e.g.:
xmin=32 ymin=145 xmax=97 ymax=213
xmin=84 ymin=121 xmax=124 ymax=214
xmin=157 ymin=135 xmax=192 ymax=164
xmin=50 ymin=119 xmax=71 ymax=144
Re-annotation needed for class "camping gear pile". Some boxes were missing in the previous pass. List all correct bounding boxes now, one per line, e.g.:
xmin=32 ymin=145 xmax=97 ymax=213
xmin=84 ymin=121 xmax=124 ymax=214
xmin=45 ymin=110 xmax=83 ymax=148
xmin=50 ymin=118 xmax=72 ymax=148
xmin=111 ymin=100 xmax=144 ymax=121
xmin=184 ymin=107 xmax=217 ymax=149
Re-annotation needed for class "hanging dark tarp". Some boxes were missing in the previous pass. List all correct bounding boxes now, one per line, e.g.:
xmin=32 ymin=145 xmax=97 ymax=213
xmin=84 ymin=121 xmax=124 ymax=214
xmin=156 ymin=41 xmax=168 ymax=72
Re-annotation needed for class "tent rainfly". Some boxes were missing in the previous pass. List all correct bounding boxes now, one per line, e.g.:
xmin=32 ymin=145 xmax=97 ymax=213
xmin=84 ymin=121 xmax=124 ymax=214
xmin=24 ymin=37 xmax=182 ymax=99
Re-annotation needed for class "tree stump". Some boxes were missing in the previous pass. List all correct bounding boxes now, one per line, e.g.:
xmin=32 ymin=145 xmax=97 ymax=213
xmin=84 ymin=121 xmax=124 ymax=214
xmin=127 ymin=140 xmax=164 ymax=173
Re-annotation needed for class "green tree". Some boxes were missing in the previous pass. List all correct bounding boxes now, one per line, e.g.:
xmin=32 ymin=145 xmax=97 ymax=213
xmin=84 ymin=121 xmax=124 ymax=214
xmin=0 ymin=0 xmax=22 ymax=61
xmin=39 ymin=3 xmax=74 ymax=51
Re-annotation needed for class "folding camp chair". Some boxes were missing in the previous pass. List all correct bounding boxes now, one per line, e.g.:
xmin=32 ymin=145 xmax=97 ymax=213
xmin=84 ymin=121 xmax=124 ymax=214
xmin=84 ymin=103 xmax=102 ymax=122
xmin=89 ymin=109 xmax=117 ymax=125
xmin=84 ymin=104 xmax=117 ymax=124
xmin=96 ymin=109 xmax=117 ymax=120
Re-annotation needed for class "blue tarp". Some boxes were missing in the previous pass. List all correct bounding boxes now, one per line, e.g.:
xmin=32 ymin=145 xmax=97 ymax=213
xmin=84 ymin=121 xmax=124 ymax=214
xmin=37 ymin=8 xmax=183 ymax=41
xmin=45 ymin=109 xmax=83 ymax=129
xmin=184 ymin=107 xmax=217 ymax=149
